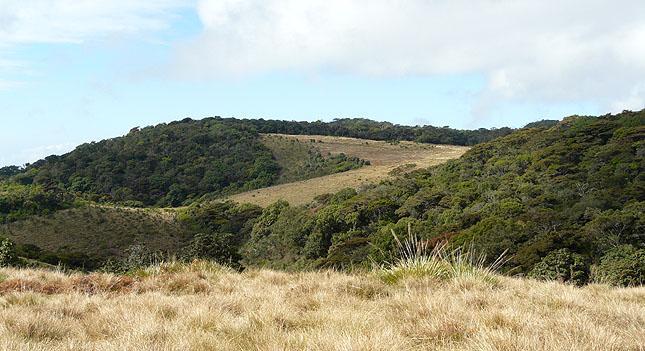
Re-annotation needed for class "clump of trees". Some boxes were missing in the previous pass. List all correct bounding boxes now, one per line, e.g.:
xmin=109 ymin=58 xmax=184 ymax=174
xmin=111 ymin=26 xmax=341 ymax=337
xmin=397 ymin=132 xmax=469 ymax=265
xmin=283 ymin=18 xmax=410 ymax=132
xmin=0 ymin=182 xmax=75 ymax=223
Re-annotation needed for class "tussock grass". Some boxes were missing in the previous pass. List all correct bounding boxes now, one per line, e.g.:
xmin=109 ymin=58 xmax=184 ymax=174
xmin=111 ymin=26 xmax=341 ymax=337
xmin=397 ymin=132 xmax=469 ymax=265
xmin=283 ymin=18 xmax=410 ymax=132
xmin=0 ymin=262 xmax=643 ymax=350
xmin=378 ymin=225 xmax=505 ymax=285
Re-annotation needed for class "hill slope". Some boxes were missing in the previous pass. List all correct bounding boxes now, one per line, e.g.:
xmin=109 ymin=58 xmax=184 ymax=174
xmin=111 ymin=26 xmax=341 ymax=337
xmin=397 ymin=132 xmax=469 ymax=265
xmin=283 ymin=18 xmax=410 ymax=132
xmin=0 ymin=134 xmax=464 ymax=265
xmin=0 ymin=111 xmax=642 ymax=285
xmin=0 ymin=206 xmax=189 ymax=263
xmin=231 ymin=134 xmax=468 ymax=206
xmin=0 ymin=263 xmax=643 ymax=350
xmin=240 ymin=111 xmax=644 ymax=284
xmin=3 ymin=116 xmax=511 ymax=208
xmin=17 ymin=118 xmax=280 ymax=207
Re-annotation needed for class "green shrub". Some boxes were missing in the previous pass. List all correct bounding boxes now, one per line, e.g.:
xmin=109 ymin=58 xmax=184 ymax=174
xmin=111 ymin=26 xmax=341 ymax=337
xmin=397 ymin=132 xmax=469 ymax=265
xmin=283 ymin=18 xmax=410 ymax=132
xmin=593 ymin=245 xmax=645 ymax=286
xmin=0 ymin=237 xmax=18 ymax=267
xmin=182 ymin=232 xmax=240 ymax=266
xmin=528 ymin=249 xmax=589 ymax=285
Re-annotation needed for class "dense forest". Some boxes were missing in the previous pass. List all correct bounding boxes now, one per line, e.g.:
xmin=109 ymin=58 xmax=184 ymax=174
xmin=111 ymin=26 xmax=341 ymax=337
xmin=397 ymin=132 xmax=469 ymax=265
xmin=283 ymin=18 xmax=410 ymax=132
xmin=1 ymin=111 xmax=643 ymax=286
xmin=178 ymin=110 xmax=645 ymax=285
xmin=247 ymin=117 xmax=515 ymax=145
xmin=13 ymin=118 xmax=281 ymax=207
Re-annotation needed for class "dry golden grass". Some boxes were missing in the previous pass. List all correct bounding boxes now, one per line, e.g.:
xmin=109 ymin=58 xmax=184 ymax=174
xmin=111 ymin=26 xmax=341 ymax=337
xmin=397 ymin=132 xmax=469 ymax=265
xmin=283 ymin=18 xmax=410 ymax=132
xmin=1 ymin=262 xmax=643 ymax=351
xmin=229 ymin=134 xmax=469 ymax=206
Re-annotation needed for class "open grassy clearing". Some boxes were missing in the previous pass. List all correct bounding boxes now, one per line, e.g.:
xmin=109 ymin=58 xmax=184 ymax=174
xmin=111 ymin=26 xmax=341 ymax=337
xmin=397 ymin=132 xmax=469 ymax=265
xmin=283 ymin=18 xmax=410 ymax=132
xmin=0 ymin=262 xmax=643 ymax=351
xmin=260 ymin=134 xmax=368 ymax=184
xmin=229 ymin=134 xmax=469 ymax=206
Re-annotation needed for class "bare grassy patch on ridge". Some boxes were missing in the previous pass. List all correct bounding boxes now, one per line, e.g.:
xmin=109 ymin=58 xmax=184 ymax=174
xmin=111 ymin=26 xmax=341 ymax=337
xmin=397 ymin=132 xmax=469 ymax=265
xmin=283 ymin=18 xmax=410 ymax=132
xmin=229 ymin=134 xmax=469 ymax=206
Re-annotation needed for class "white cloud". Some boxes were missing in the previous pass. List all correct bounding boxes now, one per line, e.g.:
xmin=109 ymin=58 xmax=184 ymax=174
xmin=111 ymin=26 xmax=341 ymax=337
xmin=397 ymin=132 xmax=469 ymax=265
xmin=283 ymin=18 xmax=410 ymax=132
xmin=0 ymin=0 xmax=188 ymax=89
xmin=0 ymin=0 xmax=188 ymax=45
xmin=174 ymin=0 xmax=645 ymax=113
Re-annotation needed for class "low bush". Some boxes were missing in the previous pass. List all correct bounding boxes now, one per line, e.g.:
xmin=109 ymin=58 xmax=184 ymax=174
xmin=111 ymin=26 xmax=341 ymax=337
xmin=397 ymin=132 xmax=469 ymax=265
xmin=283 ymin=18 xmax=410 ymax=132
xmin=593 ymin=245 xmax=645 ymax=287
xmin=528 ymin=249 xmax=589 ymax=285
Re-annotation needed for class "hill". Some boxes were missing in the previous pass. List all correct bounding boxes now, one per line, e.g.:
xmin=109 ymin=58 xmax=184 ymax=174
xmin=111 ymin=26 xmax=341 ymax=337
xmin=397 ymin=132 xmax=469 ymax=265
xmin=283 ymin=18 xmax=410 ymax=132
xmin=247 ymin=117 xmax=514 ymax=145
xmin=0 ymin=261 xmax=643 ymax=350
xmin=0 ymin=134 xmax=465 ymax=266
xmin=2 ymin=116 xmax=509 ymax=209
xmin=0 ymin=111 xmax=642 ymax=287
xmin=230 ymin=134 xmax=468 ymax=206
xmin=13 ymin=118 xmax=281 ymax=207
xmin=238 ymin=110 xmax=644 ymax=284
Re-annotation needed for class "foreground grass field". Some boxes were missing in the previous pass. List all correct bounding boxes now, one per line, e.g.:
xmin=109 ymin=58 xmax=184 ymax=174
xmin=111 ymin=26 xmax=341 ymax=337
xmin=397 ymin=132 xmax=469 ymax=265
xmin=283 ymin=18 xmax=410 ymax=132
xmin=0 ymin=262 xmax=643 ymax=350
xmin=230 ymin=134 xmax=469 ymax=206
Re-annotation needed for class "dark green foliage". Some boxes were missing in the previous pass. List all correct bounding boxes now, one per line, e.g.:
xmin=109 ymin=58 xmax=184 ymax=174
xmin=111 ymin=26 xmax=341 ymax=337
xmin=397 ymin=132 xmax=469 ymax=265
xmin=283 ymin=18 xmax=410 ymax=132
xmin=0 ymin=182 xmax=75 ymax=223
xmin=241 ymin=201 xmax=312 ymax=269
xmin=101 ymin=244 xmax=167 ymax=273
xmin=523 ymin=120 xmax=559 ymax=129
xmin=594 ymin=245 xmax=645 ymax=286
xmin=0 ymin=166 xmax=23 ymax=181
xmin=24 ymin=118 xmax=281 ymax=206
xmin=248 ymin=118 xmax=513 ymax=146
xmin=182 ymin=232 xmax=239 ymax=265
xmin=0 ymin=237 xmax=18 ymax=267
xmin=238 ymin=110 xmax=645 ymax=284
xmin=177 ymin=201 xmax=262 ymax=268
xmin=528 ymin=249 xmax=589 ymax=285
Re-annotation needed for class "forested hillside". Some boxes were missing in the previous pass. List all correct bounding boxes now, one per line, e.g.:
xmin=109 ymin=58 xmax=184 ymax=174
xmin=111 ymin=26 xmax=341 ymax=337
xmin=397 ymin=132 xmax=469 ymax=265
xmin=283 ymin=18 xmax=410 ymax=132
xmin=13 ymin=118 xmax=280 ymax=207
xmin=0 ymin=183 xmax=75 ymax=224
xmin=1 ymin=116 xmax=506 ymax=208
xmin=1 ymin=111 xmax=642 ymax=287
xmin=247 ymin=118 xmax=514 ymax=145
xmin=222 ymin=111 xmax=643 ymax=285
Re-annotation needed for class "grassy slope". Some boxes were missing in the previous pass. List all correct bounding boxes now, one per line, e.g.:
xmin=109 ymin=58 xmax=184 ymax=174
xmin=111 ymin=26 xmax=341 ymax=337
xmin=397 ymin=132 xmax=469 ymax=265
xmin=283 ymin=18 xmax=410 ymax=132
xmin=260 ymin=134 xmax=367 ymax=184
xmin=0 ymin=206 xmax=189 ymax=260
xmin=0 ymin=262 xmax=643 ymax=350
xmin=230 ymin=134 xmax=468 ymax=206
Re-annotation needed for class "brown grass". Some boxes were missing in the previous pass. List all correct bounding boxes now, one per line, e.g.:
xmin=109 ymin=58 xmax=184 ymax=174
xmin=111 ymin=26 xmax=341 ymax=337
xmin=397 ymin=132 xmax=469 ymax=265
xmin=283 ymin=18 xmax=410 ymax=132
xmin=229 ymin=134 xmax=469 ymax=206
xmin=0 ymin=262 xmax=643 ymax=350
xmin=0 ymin=205 xmax=189 ymax=260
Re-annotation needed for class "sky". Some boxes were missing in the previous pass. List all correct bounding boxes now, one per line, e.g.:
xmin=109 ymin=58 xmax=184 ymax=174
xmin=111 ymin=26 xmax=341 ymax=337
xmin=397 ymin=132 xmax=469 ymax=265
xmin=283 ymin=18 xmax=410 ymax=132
xmin=1 ymin=0 xmax=644 ymax=166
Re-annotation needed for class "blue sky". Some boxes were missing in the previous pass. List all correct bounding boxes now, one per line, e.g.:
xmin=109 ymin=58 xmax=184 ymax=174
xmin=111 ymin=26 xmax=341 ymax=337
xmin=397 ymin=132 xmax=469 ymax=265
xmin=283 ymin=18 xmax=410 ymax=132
xmin=1 ymin=0 xmax=643 ymax=167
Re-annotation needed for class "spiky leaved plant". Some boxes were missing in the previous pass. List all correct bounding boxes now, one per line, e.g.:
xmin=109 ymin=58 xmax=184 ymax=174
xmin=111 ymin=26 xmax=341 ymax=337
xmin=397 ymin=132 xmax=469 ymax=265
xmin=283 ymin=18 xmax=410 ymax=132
xmin=378 ymin=223 xmax=507 ymax=285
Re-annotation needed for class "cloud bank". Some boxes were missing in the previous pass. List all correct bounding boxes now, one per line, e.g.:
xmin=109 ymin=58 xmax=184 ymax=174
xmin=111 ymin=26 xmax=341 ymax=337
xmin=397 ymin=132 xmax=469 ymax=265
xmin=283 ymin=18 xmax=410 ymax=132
xmin=0 ymin=0 xmax=187 ymax=89
xmin=174 ymin=0 xmax=645 ymax=112
xmin=0 ymin=0 xmax=186 ymax=45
